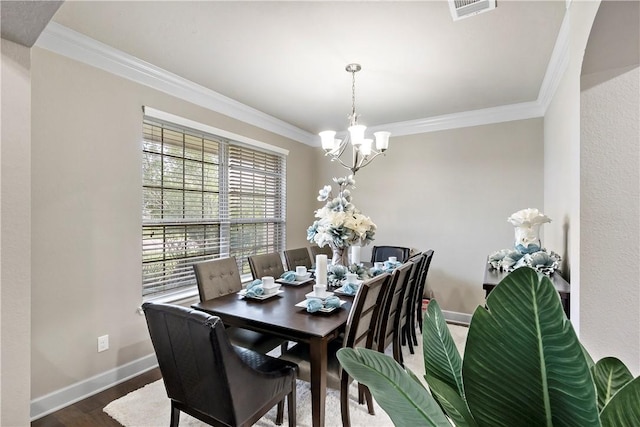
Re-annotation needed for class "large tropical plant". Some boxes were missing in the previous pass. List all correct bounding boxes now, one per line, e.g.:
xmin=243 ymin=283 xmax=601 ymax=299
xmin=337 ymin=267 xmax=640 ymax=426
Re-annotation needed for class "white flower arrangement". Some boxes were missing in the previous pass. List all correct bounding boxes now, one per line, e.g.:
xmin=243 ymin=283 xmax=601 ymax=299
xmin=307 ymin=175 xmax=376 ymax=250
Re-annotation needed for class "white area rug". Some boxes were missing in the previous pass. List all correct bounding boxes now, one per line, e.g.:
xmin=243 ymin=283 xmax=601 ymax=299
xmin=104 ymin=324 xmax=468 ymax=427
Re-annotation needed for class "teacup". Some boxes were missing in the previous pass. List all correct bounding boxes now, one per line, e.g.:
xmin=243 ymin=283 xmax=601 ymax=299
xmin=296 ymin=266 xmax=307 ymax=276
xmin=388 ymin=256 xmax=397 ymax=263
xmin=374 ymin=262 xmax=384 ymax=269
xmin=262 ymin=276 xmax=275 ymax=286
xmin=346 ymin=273 xmax=358 ymax=284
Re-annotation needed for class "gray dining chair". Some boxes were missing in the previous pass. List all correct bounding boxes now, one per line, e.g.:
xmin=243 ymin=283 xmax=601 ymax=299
xmin=248 ymin=252 xmax=286 ymax=280
xmin=373 ymin=262 xmax=413 ymax=366
xmin=193 ymin=257 xmax=287 ymax=354
xmin=278 ymin=273 xmax=391 ymax=427
xmin=283 ymin=247 xmax=313 ymax=270
xmin=309 ymin=244 xmax=333 ymax=260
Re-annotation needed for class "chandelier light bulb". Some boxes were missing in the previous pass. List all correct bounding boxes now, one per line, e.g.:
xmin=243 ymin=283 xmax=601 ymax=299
xmin=374 ymin=131 xmax=390 ymax=152
xmin=348 ymin=125 xmax=366 ymax=146
xmin=360 ymin=139 xmax=373 ymax=156
xmin=320 ymin=131 xmax=337 ymax=151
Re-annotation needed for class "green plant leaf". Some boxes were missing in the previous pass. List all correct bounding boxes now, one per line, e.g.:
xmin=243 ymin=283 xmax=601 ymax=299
xmin=600 ymin=376 xmax=640 ymax=426
xmin=592 ymin=357 xmax=633 ymax=410
xmin=462 ymin=267 xmax=600 ymax=427
xmin=423 ymin=300 xmax=464 ymax=400
xmin=337 ymin=347 xmax=450 ymax=427
xmin=425 ymin=373 xmax=478 ymax=427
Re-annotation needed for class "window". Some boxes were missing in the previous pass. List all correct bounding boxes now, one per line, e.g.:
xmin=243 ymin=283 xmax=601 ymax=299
xmin=142 ymin=111 xmax=286 ymax=300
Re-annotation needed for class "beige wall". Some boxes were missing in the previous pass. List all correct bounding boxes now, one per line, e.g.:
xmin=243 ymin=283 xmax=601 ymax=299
xmin=544 ymin=0 xmax=639 ymax=374
xmin=316 ymin=119 xmax=545 ymax=315
xmin=30 ymin=48 xmax=317 ymax=399
xmin=1 ymin=38 xmax=32 ymax=426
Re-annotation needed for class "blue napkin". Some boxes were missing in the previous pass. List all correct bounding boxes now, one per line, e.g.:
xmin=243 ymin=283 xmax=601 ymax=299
xmin=245 ymin=279 xmax=264 ymax=297
xmin=342 ymin=282 xmax=359 ymax=295
xmin=281 ymin=271 xmax=297 ymax=282
xmin=324 ymin=296 xmax=341 ymax=308
xmin=369 ymin=267 xmax=384 ymax=277
xmin=306 ymin=298 xmax=323 ymax=313
xmin=383 ymin=260 xmax=402 ymax=271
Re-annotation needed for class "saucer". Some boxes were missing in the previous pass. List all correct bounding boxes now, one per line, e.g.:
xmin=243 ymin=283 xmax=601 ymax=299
xmin=295 ymin=299 xmax=346 ymax=313
xmin=295 ymin=272 xmax=312 ymax=281
xmin=305 ymin=291 xmax=334 ymax=300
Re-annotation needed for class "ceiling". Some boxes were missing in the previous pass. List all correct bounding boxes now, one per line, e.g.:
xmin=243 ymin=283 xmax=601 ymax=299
xmin=45 ymin=1 xmax=566 ymax=139
xmin=48 ymin=0 xmax=565 ymax=134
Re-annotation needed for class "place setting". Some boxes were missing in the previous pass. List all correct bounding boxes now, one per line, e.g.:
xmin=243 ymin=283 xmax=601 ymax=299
xmin=295 ymin=283 xmax=346 ymax=314
xmin=238 ymin=276 xmax=284 ymax=300
xmin=332 ymin=272 xmax=362 ymax=296
xmin=276 ymin=266 xmax=314 ymax=286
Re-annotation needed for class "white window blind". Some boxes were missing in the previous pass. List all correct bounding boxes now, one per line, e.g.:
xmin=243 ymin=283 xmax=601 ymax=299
xmin=142 ymin=116 xmax=286 ymax=300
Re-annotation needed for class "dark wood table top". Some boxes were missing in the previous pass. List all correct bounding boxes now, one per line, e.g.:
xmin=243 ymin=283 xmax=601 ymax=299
xmin=192 ymin=281 xmax=353 ymax=344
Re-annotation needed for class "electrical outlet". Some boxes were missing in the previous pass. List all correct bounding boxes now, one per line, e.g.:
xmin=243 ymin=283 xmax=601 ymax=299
xmin=97 ymin=335 xmax=109 ymax=352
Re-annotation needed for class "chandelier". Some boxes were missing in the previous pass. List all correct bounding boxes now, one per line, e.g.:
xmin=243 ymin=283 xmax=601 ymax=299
xmin=319 ymin=63 xmax=390 ymax=175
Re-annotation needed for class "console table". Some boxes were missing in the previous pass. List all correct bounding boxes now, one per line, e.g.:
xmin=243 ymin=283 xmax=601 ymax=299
xmin=483 ymin=263 xmax=571 ymax=318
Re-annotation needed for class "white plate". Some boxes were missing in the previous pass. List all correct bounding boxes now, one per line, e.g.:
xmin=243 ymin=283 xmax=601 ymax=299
xmin=295 ymin=272 xmax=312 ymax=281
xmin=333 ymin=286 xmax=359 ymax=296
xmin=238 ymin=289 xmax=284 ymax=300
xmin=276 ymin=277 xmax=314 ymax=286
xmin=305 ymin=291 xmax=334 ymax=300
xmin=295 ymin=299 xmax=346 ymax=313
xmin=341 ymin=278 xmax=364 ymax=286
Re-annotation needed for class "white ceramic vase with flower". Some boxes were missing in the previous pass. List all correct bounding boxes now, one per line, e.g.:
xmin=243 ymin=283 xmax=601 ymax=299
xmin=307 ymin=175 xmax=376 ymax=266
xmin=507 ymin=208 xmax=551 ymax=254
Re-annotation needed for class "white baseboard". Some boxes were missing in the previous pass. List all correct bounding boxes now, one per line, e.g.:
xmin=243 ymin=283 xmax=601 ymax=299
xmin=30 ymin=353 xmax=158 ymax=421
xmin=443 ymin=310 xmax=472 ymax=326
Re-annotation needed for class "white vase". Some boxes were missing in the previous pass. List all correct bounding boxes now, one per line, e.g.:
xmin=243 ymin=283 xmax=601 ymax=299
xmin=331 ymin=245 xmax=350 ymax=266
xmin=514 ymin=224 xmax=542 ymax=254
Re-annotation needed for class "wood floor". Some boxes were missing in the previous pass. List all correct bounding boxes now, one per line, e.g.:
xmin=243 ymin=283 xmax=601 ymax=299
xmin=31 ymin=368 xmax=162 ymax=427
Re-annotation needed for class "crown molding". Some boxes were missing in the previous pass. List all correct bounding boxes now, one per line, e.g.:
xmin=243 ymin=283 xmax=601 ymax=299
xmin=35 ymin=22 xmax=317 ymax=146
xmin=373 ymin=100 xmax=545 ymax=137
xmin=538 ymin=10 xmax=571 ymax=111
xmin=36 ymin=17 xmax=568 ymax=146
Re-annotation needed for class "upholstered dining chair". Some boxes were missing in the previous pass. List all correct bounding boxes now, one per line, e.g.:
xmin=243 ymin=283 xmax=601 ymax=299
xmin=402 ymin=253 xmax=426 ymax=353
xmin=193 ymin=257 xmax=287 ymax=354
xmin=248 ymin=252 xmax=286 ymax=280
xmin=283 ymin=247 xmax=312 ymax=270
xmin=415 ymin=249 xmax=435 ymax=334
xmin=309 ymin=244 xmax=333 ymax=259
xmin=373 ymin=262 xmax=413 ymax=366
xmin=142 ymin=302 xmax=297 ymax=427
xmin=370 ymin=245 xmax=411 ymax=263
xmin=277 ymin=273 xmax=391 ymax=427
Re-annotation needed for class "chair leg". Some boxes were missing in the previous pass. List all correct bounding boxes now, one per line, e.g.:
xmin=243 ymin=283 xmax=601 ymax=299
xmin=362 ymin=385 xmax=375 ymax=415
xmin=340 ymin=376 xmax=351 ymax=427
xmin=276 ymin=400 xmax=284 ymax=425
xmin=410 ymin=302 xmax=419 ymax=346
xmin=417 ymin=304 xmax=424 ymax=333
xmin=358 ymin=383 xmax=364 ymax=404
xmin=287 ymin=386 xmax=296 ymax=427
xmin=170 ymin=402 xmax=180 ymax=427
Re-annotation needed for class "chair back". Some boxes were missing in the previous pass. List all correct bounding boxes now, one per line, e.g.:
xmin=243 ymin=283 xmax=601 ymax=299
xmin=343 ymin=273 xmax=391 ymax=350
xmin=248 ymin=252 xmax=285 ymax=280
xmin=193 ymin=257 xmax=242 ymax=302
xmin=142 ymin=302 xmax=237 ymax=426
xmin=370 ymin=245 xmax=411 ymax=263
xmin=400 ymin=255 xmax=423 ymax=328
xmin=283 ymin=247 xmax=313 ymax=270
xmin=375 ymin=262 xmax=413 ymax=353
xmin=309 ymin=244 xmax=333 ymax=259
xmin=417 ymin=250 xmax=435 ymax=298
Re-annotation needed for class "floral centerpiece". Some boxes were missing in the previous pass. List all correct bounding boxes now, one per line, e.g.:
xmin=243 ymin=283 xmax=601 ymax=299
xmin=307 ymin=175 xmax=376 ymax=266
xmin=488 ymin=208 xmax=561 ymax=275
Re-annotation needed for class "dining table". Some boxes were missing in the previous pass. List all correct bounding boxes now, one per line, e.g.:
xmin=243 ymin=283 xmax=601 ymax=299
xmin=191 ymin=279 xmax=353 ymax=427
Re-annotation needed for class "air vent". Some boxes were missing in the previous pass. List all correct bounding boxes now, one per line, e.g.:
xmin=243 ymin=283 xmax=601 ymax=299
xmin=449 ymin=0 xmax=496 ymax=21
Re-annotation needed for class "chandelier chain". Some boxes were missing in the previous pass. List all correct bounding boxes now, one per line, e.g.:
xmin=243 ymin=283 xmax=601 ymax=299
xmin=351 ymin=69 xmax=357 ymax=125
